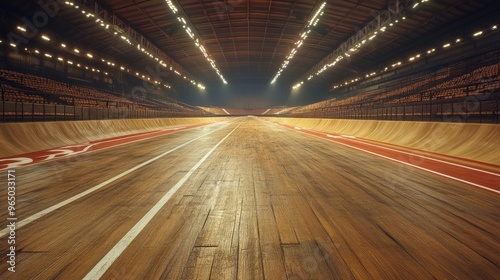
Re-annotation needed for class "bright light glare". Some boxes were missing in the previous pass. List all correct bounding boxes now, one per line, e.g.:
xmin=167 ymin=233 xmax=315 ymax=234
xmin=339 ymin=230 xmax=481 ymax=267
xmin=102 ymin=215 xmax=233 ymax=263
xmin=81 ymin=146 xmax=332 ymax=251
xmin=272 ymin=2 xmax=327 ymax=84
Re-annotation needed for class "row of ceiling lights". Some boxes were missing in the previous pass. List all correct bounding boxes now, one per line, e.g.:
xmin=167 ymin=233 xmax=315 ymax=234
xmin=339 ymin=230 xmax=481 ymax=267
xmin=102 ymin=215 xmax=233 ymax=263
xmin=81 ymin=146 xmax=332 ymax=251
xmin=271 ymin=2 xmax=327 ymax=85
xmin=5 ymin=31 xmax=174 ymax=89
xmin=331 ymin=24 xmax=498 ymax=90
xmin=293 ymin=0 xmax=432 ymax=89
xmin=165 ymin=0 xmax=227 ymax=85
xmin=62 ymin=1 xmax=204 ymax=89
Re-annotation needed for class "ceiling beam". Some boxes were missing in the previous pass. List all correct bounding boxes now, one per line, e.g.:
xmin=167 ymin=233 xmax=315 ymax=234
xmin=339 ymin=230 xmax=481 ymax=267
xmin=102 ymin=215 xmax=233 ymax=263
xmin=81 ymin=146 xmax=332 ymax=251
xmin=77 ymin=0 xmax=200 ymax=83
xmin=294 ymin=0 xmax=426 ymax=87
xmin=168 ymin=0 xmax=228 ymax=84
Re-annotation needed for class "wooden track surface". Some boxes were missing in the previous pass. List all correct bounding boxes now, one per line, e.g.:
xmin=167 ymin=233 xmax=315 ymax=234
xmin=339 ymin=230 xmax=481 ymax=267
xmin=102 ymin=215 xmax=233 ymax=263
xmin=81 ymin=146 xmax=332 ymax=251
xmin=266 ymin=117 xmax=500 ymax=165
xmin=0 ymin=117 xmax=229 ymax=158
xmin=0 ymin=117 xmax=498 ymax=279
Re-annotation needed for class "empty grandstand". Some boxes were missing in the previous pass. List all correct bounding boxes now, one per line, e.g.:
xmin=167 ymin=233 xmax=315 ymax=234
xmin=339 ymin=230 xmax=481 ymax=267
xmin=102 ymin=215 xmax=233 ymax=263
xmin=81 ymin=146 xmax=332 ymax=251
xmin=285 ymin=51 xmax=500 ymax=123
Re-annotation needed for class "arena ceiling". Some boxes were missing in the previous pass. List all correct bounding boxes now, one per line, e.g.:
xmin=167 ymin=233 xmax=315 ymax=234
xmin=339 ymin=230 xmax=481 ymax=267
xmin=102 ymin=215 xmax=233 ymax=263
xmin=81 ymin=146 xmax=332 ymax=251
xmin=1 ymin=0 xmax=500 ymax=106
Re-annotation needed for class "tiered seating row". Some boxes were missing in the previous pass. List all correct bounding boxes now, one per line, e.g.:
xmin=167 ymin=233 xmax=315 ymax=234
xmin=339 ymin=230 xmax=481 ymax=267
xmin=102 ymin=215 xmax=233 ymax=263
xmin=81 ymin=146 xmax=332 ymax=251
xmin=288 ymin=62 xmax=500 ymax=117
xmin=0 ymin=69 xmax=132 ymax=107
xmin=1 ymin=84 xmax=46 ymax=104
xmin=0 ymin=69 xmax=208 ymax=116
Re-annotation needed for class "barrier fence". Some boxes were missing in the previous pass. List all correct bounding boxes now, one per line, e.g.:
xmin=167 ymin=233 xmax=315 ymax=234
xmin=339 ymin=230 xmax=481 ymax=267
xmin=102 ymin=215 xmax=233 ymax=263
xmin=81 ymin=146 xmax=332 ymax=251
xmin=0 ymin=101 xmax=201 ymax=122
xmin=286 ymin=94 xmax=500 ymax=124
xmin=2 ymin=98 xmax=499 ymax=124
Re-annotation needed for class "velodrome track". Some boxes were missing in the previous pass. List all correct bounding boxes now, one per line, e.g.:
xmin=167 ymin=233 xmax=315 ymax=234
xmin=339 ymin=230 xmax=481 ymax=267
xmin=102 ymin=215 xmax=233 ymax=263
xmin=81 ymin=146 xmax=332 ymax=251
xmin=0 ymin=117 xmax=499 ymax=279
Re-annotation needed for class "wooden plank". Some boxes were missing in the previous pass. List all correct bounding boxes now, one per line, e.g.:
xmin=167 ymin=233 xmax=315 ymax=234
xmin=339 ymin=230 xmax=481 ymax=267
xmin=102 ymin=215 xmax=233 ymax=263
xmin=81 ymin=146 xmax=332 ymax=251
xmin=282 ymin=242 xmax=335 ymax=280
xmin=256 ymin=206 xmax=287 ymax=280
xmin=237 ymin=209 xmax=264 ymax=280
xmin=181 ymin=247 xmax=216 ymax=280
xmin=270 ymin=195 xmax=300 ymax=245
xmin=208 ymin=196 xmax=241 ymax=280
xmin=196 ymin=209 xmax=235 ymax=247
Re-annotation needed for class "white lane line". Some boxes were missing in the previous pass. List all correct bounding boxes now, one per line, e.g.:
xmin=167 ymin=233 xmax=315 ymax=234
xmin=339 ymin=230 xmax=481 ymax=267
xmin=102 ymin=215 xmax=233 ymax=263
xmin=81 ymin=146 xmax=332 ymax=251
xmin=327 ymin=134 xmax=341 ymax=138
xmin=0 ymin=121 xmax=228 ymax=171
xmin=72 ymin=123 xmax=213 ymax=154
xmin=341 ymin=135 xmax=356 ymax=139
xmin=296 ymin=126 xmax=499 ymax=177
xmin=73 ymin=124 xmax=193 ymax=147
xmin=336 ymin=140 xmax=500 ymax=194
xmin=263 ymin=119 xmax=499 ymax=192
xmin=0 ymin=120 xmax=236 ymax=238
xmin=296 ymin=129 xmax=500 ymax=194
xmin=330 ymin=132 xmax=500 ymax=176
xmin=83 ymin=121 xmax=242 ymax=280
xmin=68 ymin=123 xmax=215 ymax=152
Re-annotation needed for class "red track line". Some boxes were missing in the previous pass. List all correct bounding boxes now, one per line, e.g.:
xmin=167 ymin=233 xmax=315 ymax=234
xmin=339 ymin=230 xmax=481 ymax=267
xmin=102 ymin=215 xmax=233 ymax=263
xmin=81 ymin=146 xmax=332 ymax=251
xmin=289 ymin=125 xmax=500 ymax=176
xmin=0 ymin=123 xmax=210 ymax=171
xmin=274 ymin=122 xmax=500 ymax=194
xmin=304 ymin=126 xmax=500 ymax=169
